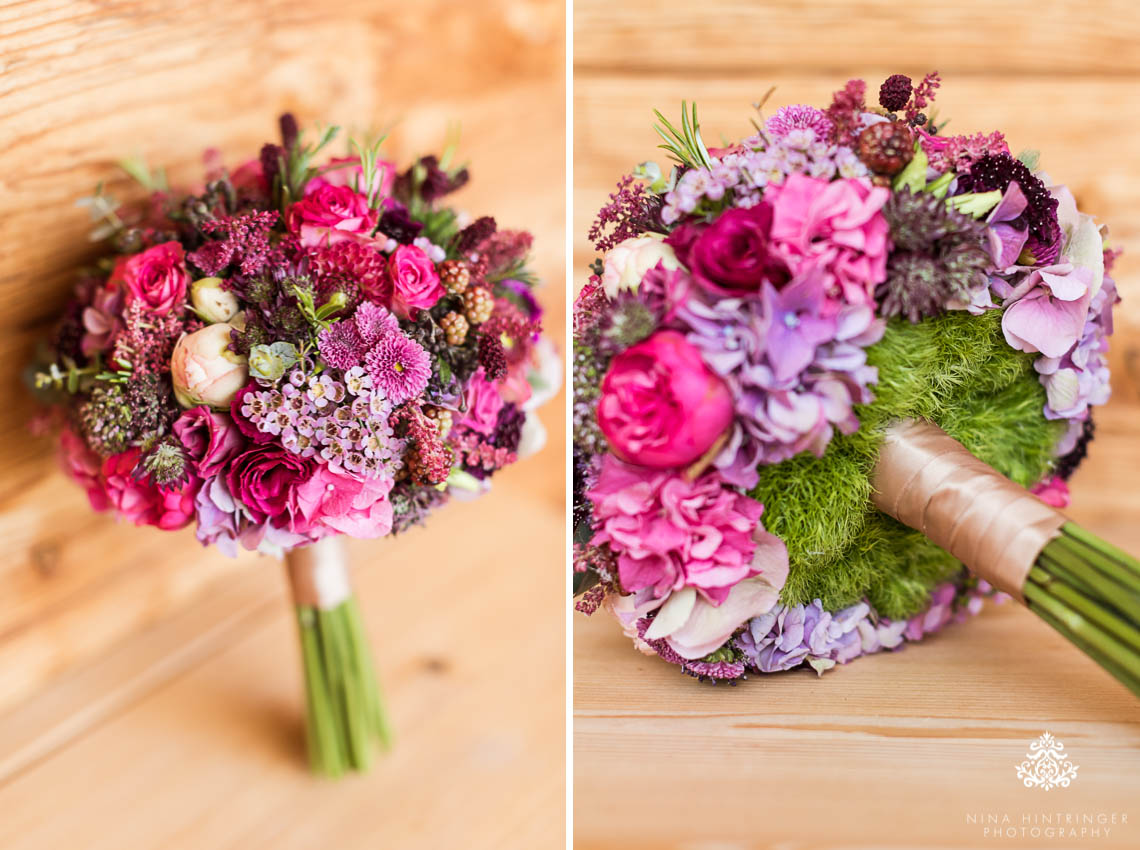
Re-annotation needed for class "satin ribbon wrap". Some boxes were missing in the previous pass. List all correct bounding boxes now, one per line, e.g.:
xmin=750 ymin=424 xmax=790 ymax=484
xmin=285 ymin=537 xmax=353 ymax=610
xmin=871 ymin=420 xmax=1066 ymax=602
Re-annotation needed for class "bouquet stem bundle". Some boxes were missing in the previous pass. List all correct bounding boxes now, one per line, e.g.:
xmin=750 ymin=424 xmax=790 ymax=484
xmin=286 ymin=539 xmax=392 ymax=776
xmin=873 ymin=420 xmax=1140 ymax=699
xmin=1027 ymin=524 xmax=1140 ymax=698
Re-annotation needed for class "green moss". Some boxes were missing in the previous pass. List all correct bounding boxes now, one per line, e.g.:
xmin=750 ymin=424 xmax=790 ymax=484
xmin=752 ymin=309 xmax=1065 ymax=619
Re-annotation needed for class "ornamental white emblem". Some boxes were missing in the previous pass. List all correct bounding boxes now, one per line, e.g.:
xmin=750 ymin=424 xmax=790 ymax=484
xmin=1016 ymin=732 xmax=1079 ymax=790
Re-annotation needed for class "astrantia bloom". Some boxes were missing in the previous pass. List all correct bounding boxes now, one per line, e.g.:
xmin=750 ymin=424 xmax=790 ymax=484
xmin=102 ymin=448 xmax=200 ymax=530
xmin=588 ymin=455 xmax=786 ymax=606
xmin=364 ymin=332 xmax=431 ymax=404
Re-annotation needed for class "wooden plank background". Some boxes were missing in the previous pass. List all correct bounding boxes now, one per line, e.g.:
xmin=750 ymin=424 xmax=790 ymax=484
xmin=0 ymin=1 xmax=565 ymax=847
xmin=572 ymin=2 xmax=1140 ymax=848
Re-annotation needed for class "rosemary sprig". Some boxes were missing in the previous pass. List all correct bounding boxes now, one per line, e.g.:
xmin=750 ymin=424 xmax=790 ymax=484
xmin=653 ymin=101 xmax=713 ymax=170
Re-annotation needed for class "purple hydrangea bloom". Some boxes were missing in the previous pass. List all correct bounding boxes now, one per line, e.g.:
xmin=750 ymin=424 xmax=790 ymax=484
xmin=678 ymin=274 xmax=884 ymax=488
xmin=1036 ymin=274 xmax=1116 ymax=422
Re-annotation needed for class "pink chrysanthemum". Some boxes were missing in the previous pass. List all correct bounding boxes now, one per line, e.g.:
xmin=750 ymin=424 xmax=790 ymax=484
xmin=354 ymin=301 xmax=400 ymax=347
xmin=765 ymin=105 xmax=833 ymax=142
xmin=317 ymin=320 xmax=367 ymax=370
xmin=310 ymin=240 xmax=391 ymax=305
xmin=365 ymin=333 xmax=431 ymax=404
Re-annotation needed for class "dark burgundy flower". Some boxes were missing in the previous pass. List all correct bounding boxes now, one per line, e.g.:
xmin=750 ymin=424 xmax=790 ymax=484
xmin=666 ymin=204 xmax=789 ymax=295
xmin=226 ymin=444 xmax=316 ymax=526
xmin=376 ymin=204 xmax=423 ymax=244
xmin=173 ymin=405 xmax=247 ymax=478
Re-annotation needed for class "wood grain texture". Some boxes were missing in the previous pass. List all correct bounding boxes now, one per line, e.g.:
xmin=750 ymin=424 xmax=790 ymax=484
xmin=573 ymin=4 xmax=1140 ymax=848
xmin=574 ymin=0 xmax=1140 ymax=75
xmin=0 ymin=1 xmax=565 ymax=848
xmin=0 ymin=0 xmax=563 ymax=713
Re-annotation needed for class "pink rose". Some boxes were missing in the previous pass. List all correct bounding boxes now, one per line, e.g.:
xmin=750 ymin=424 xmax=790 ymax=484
xmin=118 ymin=242 xmax=190 ymax=315
xmin=225 ymin=444 xmax=315 ymax=527
xmin=597 ymin=330 xmax=734 ymax=469
xmin=59 ymin=428 xmax=109 ymax=512
xmin=171 ymin=323 xmax=249 ymax=409
xmin=589 ymin=456 xmax=785 ymax=606
xmin=462 ymin=368 xmax=506 ymax=436
xmin=388 ymin=244 xmax=444 ymax=317
xmin=293 ymin=464 xmax=394 ymax=539
xmin=308 ymin=156 xmax=396 ymax=199
xmin=286 ymin=184 xmax=378 ymax=247
xmin=173 ymin=405 xmax=246 ymax=478
xmin=102 ymin=448 xmax=199 ymax=530
xmin=766 ymin=174 xmax=890 ymax=311
xmin=666 ymin=204 xmax=789 ymax=296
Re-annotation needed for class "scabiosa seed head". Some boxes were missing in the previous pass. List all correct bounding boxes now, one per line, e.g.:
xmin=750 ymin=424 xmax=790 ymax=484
xmin=365 ymin=333 xmax=432 ymax=404
xmin=878 ymin=75 xmax=913 ymax=112
xmin=477 ymin=332 xmax=508 ymax=381
xmin=956 ymin=153 xmax=1061 ymax=264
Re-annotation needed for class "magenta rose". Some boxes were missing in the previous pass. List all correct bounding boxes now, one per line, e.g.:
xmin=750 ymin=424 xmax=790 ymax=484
xmin=286 ymin=184 xmax=378 ymax=247
xmin=173 ymin=405 xmax=246 ymax=478
xmin=226 ymin=444 xmax=316 ymax=526
xmin=117 ymin=241 xmax=190 ymax=315
xmin=388 ymin=244 xmax=444 ymax=317
xmin=462 ymin=368 xmax=506 ymax=436
xmin=597 ymin=330 xmax=735 ymax=468
xmin=666 ymin=204 xmax=789 ymax=295
xmin=102 ymin=448 xmax=200 ymax=530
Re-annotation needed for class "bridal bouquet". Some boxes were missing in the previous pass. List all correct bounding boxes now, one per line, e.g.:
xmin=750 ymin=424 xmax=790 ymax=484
xmin=32 ymin=116 xmax=558 ymax=774
xmin=574 ymin=74 xmax=1140 ymax=695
